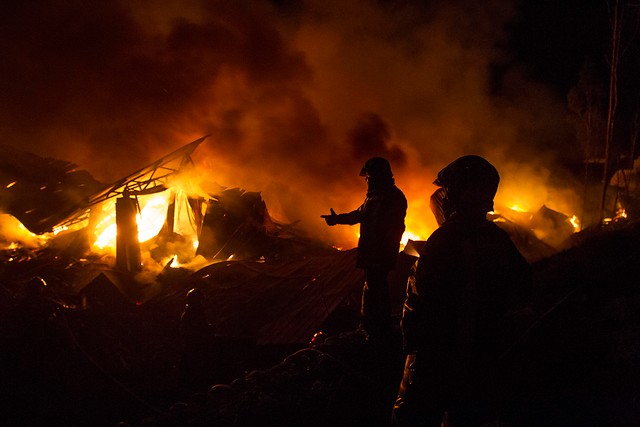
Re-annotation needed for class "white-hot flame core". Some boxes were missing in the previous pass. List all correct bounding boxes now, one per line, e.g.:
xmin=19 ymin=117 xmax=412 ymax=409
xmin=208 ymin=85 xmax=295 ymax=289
xmin=569 ymin=215 xmax=580 ymax=231
xmin=94 ymin=223 xmax=117 ymax=249
xmin=137 ymin=193 xmax=170 ymax=242
xmin=90 ymin=188 xmax=202 ymax=263
xmin=92 ymin=192 xmax=171 ymax=250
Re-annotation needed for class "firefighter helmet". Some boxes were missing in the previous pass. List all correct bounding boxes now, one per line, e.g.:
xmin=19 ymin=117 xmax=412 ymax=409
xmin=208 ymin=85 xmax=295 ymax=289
xmin=359 ymin=157 xmax=392 ymax=177
xmin=434 ymin=155 xmax=499 ymax=211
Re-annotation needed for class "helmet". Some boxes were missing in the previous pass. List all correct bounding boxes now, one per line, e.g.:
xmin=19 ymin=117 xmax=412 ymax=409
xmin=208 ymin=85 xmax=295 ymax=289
xmin=359 ymin=157 xmax=392 ymax=178
xmin=434 ymin=155 xmax=499 ymax=212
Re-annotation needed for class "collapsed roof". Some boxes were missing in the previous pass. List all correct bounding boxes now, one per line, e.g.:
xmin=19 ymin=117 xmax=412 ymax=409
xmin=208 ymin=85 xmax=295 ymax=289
xmin=0 ymin=144 xmax=103 ymax=234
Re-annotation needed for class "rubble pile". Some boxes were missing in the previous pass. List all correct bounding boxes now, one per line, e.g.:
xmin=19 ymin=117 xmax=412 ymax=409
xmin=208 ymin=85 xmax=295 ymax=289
xmin=0 ymin=148 xmax=639 ymax=426
xmin=135 ymin=220 xmax=640 ymax=427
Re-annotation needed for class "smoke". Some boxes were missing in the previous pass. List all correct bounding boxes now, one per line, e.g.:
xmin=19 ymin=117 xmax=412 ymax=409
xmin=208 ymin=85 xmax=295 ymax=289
xmin=0 ymin=0 xmax=583 ymax=248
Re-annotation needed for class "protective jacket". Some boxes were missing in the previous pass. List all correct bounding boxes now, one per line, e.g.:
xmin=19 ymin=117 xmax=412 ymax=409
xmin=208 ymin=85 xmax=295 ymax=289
xmin=401 ymin=211 xmax=532 ymax=394
xmin=334 ymin=179 xmax=407 ymax=270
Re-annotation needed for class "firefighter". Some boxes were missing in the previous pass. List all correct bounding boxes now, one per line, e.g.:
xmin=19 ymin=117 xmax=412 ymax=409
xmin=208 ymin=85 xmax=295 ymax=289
xmin=321 ymin=156 xmax=407 ymax=345
xmin=392 ymin=155 xmax=532 ymax=426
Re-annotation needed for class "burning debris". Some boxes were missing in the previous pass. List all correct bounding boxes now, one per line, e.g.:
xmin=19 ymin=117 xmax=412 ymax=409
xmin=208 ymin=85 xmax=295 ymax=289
xmin=1 ymin=141 xmax=639 ymax=426
xmin=489 ymin=204 xmax=579 ymax=262
xmin=0 ymin=137 xmax=331 ymax=273
xmin=609 ymin=158 xmax=640 ymax=220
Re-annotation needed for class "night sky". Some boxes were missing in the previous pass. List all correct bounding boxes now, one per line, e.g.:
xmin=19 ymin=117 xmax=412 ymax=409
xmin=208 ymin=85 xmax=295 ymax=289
xmin=1 ymin=0 xmax=638 ymax=243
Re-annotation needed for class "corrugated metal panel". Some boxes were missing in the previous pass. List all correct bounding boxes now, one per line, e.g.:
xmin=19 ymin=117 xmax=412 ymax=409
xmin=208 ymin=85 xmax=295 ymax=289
xmin=185 ymin=249 xmax=364 ymax=345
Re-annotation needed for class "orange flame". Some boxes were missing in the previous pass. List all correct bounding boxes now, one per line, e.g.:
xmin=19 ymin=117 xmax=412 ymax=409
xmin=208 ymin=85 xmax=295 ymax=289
xmin=92 ymin=192 xmax=178 ymax=251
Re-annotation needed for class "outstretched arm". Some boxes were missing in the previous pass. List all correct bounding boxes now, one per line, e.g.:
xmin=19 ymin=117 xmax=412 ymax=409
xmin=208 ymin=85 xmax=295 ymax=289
xmin=321 ymin=207 xmax=361 ymax=226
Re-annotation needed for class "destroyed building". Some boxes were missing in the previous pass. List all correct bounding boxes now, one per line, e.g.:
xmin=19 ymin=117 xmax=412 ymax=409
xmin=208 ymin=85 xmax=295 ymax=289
xmin=0 ymin=140 xmax=639 ymax=426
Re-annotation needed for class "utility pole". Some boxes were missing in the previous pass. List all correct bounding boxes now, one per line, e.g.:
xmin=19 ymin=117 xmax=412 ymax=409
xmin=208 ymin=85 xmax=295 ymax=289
xmin=600 ymin=0 xmax=622 ymax=222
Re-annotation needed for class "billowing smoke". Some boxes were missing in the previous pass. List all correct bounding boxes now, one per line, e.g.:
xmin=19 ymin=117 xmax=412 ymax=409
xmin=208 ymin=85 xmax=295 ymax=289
xmin=0 ymin=0 xmax=582 ymax=248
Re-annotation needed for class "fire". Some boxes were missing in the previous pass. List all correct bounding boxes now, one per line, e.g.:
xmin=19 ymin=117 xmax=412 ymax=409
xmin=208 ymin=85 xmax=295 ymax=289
xmin=52 ymin=225 xmax=68 ymax=235
xmin=137 ymin=193 xmax=171 ymax=242
xmin=93 ymin=192 xmax=170 ymax=250
xmin=401 ymin=230 xmax=425 ymax=248
xmin=569 ymin=215 xmax=580 ymax=232
xmin=89 ymin=186 xmax=202 ymax=267
xmin=94 ymin=223 xmax=117 ymax=249
xmin=170 ymin=255 xmax=179 ymax=267
xmin=0 ymin=213 xmax=50 ymax=249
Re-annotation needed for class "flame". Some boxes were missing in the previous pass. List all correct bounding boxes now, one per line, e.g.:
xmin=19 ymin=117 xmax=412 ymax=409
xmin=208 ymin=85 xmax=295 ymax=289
xmin=0 ymin=213 xmax=50 ymax=249
xmin=568 ymin=215 xmax=580 ymax=231
xmin=137 ymin=193 xmax=170 ymax=242
xmin=169 ymin=255 xmax=179 ymax=267
xmin=89 ymin=186 xmax=202 ymax=268
xmin=510 ymin=204 xmax=527 ymax=213
xmin=94 ymin=223 xmax=117 ymax=249
xmin=93 ymin=192 xmax=170 ymax=250
xmin=6 ymin=181 xmax=16 ymax=188
xmin=52 ymin=225 xmax=68 ymax=235
xmin=401 ymin=230 xmax=425 ymax=247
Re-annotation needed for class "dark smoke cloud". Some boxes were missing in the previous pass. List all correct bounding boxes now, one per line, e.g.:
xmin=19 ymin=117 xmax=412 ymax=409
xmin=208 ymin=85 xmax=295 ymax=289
xmin=0 ymin=0 xmax=583 ymax=246
xmin=347 ymin=113 xmax=407 ymax=168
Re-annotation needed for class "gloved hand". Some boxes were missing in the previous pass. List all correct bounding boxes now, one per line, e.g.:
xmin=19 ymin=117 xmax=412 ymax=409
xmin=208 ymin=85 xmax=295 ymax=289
xmin=321 ymin=208 xmax=338 ymax=226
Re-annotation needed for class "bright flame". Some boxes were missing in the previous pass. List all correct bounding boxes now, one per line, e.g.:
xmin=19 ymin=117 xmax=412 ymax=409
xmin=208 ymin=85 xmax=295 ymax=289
xmin=170 ymin=255 xmax=179 ymax=267
xmin=52 ymin=225 xmax=68 ymax=235
xmin=89 ymin=186 xmax=202 ymax=268
xmin=137 ymin=194 xmax=170 ymax=242
xmin=94 ymin=223 xmax=117 ymax=249
xmin=6 ymin=181 xmax=16 ymax=188
xmin=93 ymin=192 xmax=170 ymax=250
xmin=568 ymin=215 xmax=580 ymax=232
xmin=616 ymin=209 xmax=628 ymax=219
xmin=510 ymin=205 xmax=527 ymax=213
xmin=401 ymin=230 xmax=424 ymax=248
xmin=0 ymin=213 xmax=50 ymax=249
